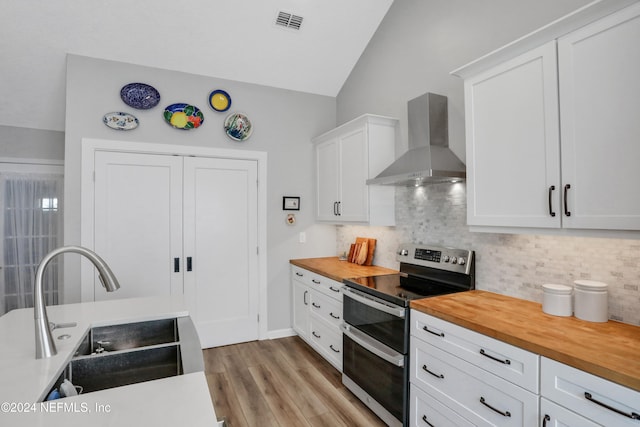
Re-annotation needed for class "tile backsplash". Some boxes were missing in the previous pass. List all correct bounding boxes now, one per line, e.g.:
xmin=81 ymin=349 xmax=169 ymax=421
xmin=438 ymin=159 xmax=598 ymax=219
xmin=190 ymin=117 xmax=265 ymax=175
xmin=336 ymin=183 xmax=640 ymax=325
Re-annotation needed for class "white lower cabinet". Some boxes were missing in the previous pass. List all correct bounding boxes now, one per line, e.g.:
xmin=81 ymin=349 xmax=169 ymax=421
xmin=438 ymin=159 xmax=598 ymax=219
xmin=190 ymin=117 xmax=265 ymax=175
xmin=291 ymin=265 xmax=343 ymax=371
xmin=410 ymin=310 xmax=539 ymax=426
xmin=541 ymin=357 xmax=640 ymax=427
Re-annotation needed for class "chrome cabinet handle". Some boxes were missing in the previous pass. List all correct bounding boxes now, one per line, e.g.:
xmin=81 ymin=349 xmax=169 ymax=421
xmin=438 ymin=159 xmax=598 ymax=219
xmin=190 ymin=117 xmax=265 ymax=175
xmin=312 ymin=302 xmax=321 ymax=309
xmin=564 ymin=184 xmax=571 ymax=216
xmin=329 ymin=312 xmax=340 ymax=320
xmin=542 ymin=414 xmax=550 ymax=427
xmin=421 ymin=415 xmax=435 ymax=427
xmin=422 ymin=326 xmax=444 ymax=338
xmin=312 ymin=331 xmax=321 ymax=338
xmin=479 ymin=348 xmax=511 ymax=365
xmin=548 ymin=185 xmax=556 ymax=217
xmin=584 ymin=392 xmax=640 ymax=420
xmin=422 ymin=364 xmax=444 ymax=379
xmin=480 ymin=396 xmax=511 ymax=417
xmin=303 ymin=290 xmax=308 ymax=306
xmin=329 ymin=345 xmax=340 ymax=353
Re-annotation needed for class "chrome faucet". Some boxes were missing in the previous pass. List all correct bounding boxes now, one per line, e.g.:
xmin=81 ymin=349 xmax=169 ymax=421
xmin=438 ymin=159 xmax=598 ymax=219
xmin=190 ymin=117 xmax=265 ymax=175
xmin=35 ymin=246 xmax=120 ymax=359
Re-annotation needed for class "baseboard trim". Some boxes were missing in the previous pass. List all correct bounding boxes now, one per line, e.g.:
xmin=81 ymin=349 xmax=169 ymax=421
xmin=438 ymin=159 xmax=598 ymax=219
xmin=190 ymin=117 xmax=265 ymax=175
xmin=267 ymin=328 xmax=297 ymax=340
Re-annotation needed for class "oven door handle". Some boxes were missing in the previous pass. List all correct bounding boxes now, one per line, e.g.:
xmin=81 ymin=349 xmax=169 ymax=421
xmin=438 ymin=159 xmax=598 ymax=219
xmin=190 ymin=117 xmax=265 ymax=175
xmin=341 ymin=323 xmax=405 ymax=367
xmin=342 ymin=287 xmax=406 ymax=319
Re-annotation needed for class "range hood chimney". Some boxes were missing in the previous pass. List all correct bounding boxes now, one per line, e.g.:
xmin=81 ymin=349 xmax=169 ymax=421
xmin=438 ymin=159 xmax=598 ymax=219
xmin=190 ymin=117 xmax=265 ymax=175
xmin=366 ymin=92 xmax=466 ymax=186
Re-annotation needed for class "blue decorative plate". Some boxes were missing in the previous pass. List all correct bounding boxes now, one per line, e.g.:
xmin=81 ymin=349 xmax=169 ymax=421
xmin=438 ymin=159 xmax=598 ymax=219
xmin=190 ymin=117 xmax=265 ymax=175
xmin=163 ymin=103 xmax=204 ymax=130
xmin=120 ymin=83 xmax=161 ymax=109
xmin=209 ymin=89 xmax=231 ymax=112
xmin=224 ymin=112 xmax=252 ymax=141
xmin=103 ymin=112 xmax=139 ymax=130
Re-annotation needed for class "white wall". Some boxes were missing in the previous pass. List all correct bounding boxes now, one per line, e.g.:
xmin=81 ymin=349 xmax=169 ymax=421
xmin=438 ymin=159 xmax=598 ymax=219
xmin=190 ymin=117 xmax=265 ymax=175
xmin=64 ymin=54 xmax=337 ymax=332
xmin=0 ymin=125 xmax=64 ymax=160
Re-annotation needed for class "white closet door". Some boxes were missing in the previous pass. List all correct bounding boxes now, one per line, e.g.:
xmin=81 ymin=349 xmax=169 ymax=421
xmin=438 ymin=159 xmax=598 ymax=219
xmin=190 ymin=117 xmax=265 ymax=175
xmin=182 ymin=157 xmax=259 ymax=348
xmin=93 ymin=151 xmax=183 ymax=301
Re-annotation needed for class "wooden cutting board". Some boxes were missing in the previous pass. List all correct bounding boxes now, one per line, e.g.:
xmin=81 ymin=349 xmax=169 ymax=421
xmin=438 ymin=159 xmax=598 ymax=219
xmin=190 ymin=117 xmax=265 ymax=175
xmin=354 ymin=237 xmax=376 ymax=266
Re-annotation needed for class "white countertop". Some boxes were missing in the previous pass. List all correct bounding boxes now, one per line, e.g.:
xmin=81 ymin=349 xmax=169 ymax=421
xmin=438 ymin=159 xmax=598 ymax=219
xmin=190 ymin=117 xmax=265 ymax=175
xmin=0 ymin=296 xmax=220 ymax=426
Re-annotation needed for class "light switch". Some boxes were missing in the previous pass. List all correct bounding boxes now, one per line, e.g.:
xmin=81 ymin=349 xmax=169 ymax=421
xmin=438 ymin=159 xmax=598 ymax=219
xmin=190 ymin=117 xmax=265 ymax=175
xmin=299 ymin=232 xmax=306 ymax=243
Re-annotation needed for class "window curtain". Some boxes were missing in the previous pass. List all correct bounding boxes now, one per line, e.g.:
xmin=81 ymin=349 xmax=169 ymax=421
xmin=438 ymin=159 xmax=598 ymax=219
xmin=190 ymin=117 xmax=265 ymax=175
xmin=1 ymin=173 xmax=63 ymax=316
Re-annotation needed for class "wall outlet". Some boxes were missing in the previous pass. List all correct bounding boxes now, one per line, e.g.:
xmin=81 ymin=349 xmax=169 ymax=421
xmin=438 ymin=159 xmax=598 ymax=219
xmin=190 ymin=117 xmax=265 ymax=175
xmin=299 ymin=232 xmax=306 ymax=243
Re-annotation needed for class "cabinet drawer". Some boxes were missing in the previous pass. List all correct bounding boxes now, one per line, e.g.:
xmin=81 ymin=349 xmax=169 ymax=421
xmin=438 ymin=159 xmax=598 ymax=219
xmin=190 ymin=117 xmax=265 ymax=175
xmin=411 ymin=310 xmax=539 ymax=393
xmin=540 ymin=398 xmax=600 ymax=427
xmin=410 ymin=383 xmax=476 ymax=427
xmin=310 ymin=316 xmax=342 ymax=371
xmin=310 ymin=291 xmax=343 ymax=328
xmin=291 ymin=266 xmax=343 ymax=301
xmin=411 ymin=338 xmax=538 ymax=426
xmin=541 ymin=357 xmax=640 ymax=427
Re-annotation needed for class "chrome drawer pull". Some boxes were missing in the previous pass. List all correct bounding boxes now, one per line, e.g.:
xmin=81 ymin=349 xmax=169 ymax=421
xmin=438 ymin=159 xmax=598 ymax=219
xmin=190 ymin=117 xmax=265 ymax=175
xmin=421 ymin=415 xmax=435 ymax=427
xmin=329 ymin=312 xmax=340 ymax=320
xmin=329 ymin=286 xmax=340 ymax=293
xmin=480 ymin=396 xmax=511 ymax=417
xmin=584 ymin=392 xmax=640 ymax=420
xmin=312 ymin=279 xmax=321 ymax=284
xmin=329 ymin=345 xmax=340 ymax=353
xmin=422 ymin=326 xmax=444 ymax=338
xmin=479 ymin=349 xmax=511 ymax=365
xmin=422 ymin=365 xmax=444 ymax=379
xmin=312 ymin=302 xmax=321 ymax=308
xmin=312 ymin=331 xmax=321 ymax=339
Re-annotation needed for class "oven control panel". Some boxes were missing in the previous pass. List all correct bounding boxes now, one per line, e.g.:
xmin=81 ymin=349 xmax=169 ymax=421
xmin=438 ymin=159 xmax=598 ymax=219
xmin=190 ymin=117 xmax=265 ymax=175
xmin=397 ymin=243 xmax=474 ymax=275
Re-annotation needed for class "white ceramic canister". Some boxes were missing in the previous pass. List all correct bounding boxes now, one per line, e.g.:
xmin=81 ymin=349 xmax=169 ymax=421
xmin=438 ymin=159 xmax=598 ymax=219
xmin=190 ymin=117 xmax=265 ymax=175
xmin=573 ymin=280 xmax=608 ymax=322
xmin=542 ymin=284 xmax=573 ymax=317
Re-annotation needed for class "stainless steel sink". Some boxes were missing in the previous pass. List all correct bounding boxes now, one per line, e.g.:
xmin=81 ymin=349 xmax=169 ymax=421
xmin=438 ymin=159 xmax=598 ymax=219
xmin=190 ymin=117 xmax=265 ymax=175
xmin=43 ymin=316 xmax=203 ymax=399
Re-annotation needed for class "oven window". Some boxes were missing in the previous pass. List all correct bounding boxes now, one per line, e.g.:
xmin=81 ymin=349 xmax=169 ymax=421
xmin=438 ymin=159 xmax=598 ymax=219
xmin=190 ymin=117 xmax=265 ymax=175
xmin=343 ymin=294 xmax=407 ymax=353
xmin=343 ymin=334 xmax=406 ymax=422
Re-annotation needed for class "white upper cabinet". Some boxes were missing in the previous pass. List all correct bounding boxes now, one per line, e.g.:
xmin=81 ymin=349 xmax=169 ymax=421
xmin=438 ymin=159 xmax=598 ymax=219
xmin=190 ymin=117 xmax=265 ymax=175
xmin=456 ymin=1 xmax=640 ymax=232
xmin=313 ymin=114 xmax=397 ymax=225
xmin=464 ymin=41 xmax=561 ymax=228
xmin=558 ymin=4 xmax=640 ymax=230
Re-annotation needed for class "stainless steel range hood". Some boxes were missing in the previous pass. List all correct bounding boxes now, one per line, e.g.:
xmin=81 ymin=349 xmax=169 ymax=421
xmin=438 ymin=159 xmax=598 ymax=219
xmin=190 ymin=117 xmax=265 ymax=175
xmin=366 ymin=92 xmax=466 ymax=186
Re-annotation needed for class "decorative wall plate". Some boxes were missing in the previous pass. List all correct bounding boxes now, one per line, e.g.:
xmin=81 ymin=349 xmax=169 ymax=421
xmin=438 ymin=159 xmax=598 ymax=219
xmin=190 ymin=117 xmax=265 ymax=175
xmin=103 ymin=112 xmax=139 ymax=130
xmin=224 ymin=112 xmax=252 ymax=141
xmin=120 ymin=83 xmax=161 ymax=109
xmin=209 ymin=89 xmax=231 ymax=112
xmin=163 ymin=103 xmax=204 ymax=130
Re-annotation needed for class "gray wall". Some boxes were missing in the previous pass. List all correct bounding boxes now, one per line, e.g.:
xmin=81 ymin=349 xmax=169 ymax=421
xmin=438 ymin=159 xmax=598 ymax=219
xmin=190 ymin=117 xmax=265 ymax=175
xmin=64 ymin=54 xmax=337 ymax=333
xmin=0 ymin=125 xmax=64 ymax=160
xmin=335 ymin=0 xmax=640 ymax=326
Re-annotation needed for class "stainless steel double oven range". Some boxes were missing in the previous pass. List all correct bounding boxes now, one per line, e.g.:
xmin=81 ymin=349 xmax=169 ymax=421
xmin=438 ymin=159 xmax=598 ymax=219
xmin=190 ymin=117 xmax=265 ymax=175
xmin=341 ymin=243 xmax=475 ymax=426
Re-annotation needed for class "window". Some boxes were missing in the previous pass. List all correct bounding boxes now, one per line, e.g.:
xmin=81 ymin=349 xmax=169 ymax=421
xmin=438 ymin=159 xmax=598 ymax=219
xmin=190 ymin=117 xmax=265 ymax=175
xmin=0 ymin=162 xmax=63 ymax=316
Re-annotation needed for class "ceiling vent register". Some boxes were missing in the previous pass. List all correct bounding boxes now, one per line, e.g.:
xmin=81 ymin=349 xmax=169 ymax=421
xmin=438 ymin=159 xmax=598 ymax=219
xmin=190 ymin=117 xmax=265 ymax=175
xmin=276 ymin=11 xmax=304 ymax=30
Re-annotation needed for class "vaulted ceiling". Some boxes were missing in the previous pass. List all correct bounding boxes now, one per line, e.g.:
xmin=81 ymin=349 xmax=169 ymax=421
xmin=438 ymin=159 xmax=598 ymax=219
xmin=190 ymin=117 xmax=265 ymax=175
xmin=0 ymin=0 xmax=393 ymax=131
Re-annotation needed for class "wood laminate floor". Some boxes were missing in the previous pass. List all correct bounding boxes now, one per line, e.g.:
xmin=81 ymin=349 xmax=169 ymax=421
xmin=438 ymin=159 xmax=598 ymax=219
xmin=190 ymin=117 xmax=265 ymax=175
xmin=203 ymin=336 xmax=387 ymax=427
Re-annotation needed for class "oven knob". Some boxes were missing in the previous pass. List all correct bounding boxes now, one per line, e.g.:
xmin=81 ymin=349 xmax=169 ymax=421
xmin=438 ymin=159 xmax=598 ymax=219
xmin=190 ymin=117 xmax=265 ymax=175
xmin=443 ymin=255 xmax=450 ymax=262
xmin=458 ymin=257 xmax=466 ymax=265
xmin=451 ymin=256 xmax=458 ymax=264
xmin=398 ymin=249 xmax=408 ymax=256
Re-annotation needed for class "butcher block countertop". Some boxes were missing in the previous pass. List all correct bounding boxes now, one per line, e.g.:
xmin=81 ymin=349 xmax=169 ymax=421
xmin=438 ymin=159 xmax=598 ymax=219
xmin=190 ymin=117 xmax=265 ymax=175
xmin=290 ymin=256 xmax=398 ymax=282
xmin=411 ymin=290 xmax=640 ymax=392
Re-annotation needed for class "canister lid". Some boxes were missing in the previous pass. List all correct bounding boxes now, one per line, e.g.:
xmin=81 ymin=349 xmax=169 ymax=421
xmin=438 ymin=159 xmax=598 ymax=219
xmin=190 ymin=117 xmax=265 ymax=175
xmin=542 ymin=284 xmax=573 ymax=295
xmin=574 ymin=280 xmax=608 ymax=291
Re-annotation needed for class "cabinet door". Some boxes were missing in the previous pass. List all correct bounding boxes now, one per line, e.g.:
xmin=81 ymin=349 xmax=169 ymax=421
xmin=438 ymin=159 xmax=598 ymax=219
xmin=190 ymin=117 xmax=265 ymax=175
xmin=316 ymin=139 xmax=340 ymax=221
xmin=338 ymin=126 xmax=369 ymax=222
xmin=292 ymin=279 xmax=310 ymax=339
xmin=540 ymin=398 xmax=600 ymax=427
xmin=183 ymin=157 xmax=259 ymax=348
xmin=558 ymin=3 xmax=640 ymax=230
xmin=465 ymin=41 xmax=561 ymax=228
xmin=92 ymin=151 xmax=183 ymax=301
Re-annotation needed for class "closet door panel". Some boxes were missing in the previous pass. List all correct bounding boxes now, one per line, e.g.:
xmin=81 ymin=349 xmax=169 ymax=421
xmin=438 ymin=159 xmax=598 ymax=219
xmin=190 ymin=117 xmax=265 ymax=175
xmin=93 ymin=151 xmax=183 ymax=301
xmin=183 ymin=157 xmax=259 ymax=348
